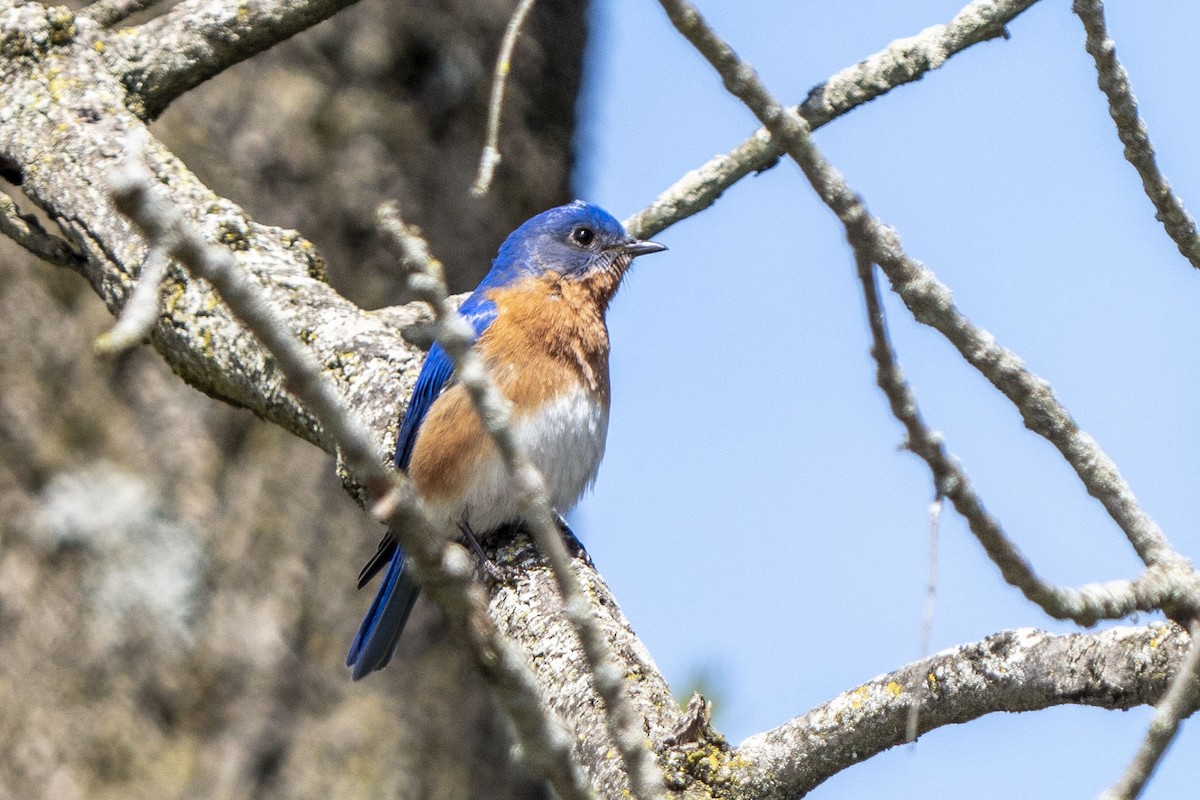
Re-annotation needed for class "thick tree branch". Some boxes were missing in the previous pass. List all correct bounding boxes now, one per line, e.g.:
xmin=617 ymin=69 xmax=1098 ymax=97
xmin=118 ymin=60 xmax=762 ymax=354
xmin=626 ymin=0 xmax=1041 ymax=238
xmin=109 ymin=0 xmax=362 ymax=119
xmin=1102 ymin=621 xmax=1200 ymax=799
xmin=731 ymin=625 xmax=1193 ymax=799
xmin=1 ymin=6 xmax=405 ymax=456
xmin=109 ymin=138 xmax=396 ymax=499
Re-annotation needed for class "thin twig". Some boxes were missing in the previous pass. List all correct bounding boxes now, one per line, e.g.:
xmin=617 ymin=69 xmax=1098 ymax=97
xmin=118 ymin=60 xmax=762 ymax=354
xmin=626 ymin=0 xmax=1041 ymax=238
xmin=377 ymin=204 xmax=666 ymax=800
xmin=656 ymin=0 xmax=1189 ymax=579
xmin=1102 ymin=621 xmax=1200 ymax=800
xmin=907 ymin=493 xmax=942 ymax=743
xmin=108 ymin=138 xmax=595 ymax=800
xmin=920 ymin=497 xmax=941 ymax=661
xmin=94 ymin=243 xmax=170 ymax=355
xmin=0 ymin=192 xmax=83 ymax=270
xmin=470 ymin=0 xmax=539 ymax=197
xmin=1073 ymin=0 xmax=1200 ymax=269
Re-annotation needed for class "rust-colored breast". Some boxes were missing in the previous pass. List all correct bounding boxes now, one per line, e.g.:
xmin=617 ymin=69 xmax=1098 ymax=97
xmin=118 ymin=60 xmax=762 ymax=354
xmin=482 ymin=272 xmax=614 ymax=407
xmin=406 ymin=271 xmax=614 ymax=504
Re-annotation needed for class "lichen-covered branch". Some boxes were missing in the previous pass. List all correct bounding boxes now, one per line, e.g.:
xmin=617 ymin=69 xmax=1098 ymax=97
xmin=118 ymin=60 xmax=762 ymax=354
xmin=1101 ymin=621 xmax=1200 ymax=800
xmin=731 ymin=625 xmax=1192 ymax=799
xmin=109 ymin=0 xmax=362 ymax=118
xmin=1073 ymin=0 xmax=1200 ymax=270
xmin=626 ymin=0 xmax=1042 ymax=238
xmin=109 ymin=137 xmax=397 ymax=498
xmin=1 ymin=5 xmax=391 ymax=452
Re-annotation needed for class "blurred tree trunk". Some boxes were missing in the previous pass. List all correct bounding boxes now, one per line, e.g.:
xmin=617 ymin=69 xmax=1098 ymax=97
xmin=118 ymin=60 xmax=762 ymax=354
xmin=0 ymin=0 xmax=586 ymax=797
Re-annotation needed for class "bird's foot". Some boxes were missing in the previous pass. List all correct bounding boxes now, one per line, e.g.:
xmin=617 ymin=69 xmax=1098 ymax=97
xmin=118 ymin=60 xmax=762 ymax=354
xmin=458 ymin=521 xmax=520 ymax=584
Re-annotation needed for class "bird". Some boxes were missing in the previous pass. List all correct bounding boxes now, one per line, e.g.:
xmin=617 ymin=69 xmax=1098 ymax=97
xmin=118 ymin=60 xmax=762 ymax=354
xmin=347 ymin=200 xmax=666 ymax=679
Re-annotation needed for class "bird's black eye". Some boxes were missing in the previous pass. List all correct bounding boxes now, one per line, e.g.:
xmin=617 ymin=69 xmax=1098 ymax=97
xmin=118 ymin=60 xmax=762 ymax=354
xmin=571 ymin=226 xmax=595 ymax=247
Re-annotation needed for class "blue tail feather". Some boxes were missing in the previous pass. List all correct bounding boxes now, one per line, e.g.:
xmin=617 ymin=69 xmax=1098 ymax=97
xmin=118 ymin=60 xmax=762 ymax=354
xmin=347 ymin=544 xmax=421 ymax=680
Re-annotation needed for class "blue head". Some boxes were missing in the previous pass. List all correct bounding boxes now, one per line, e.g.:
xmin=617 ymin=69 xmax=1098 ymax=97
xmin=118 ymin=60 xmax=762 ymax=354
xmin=481 ymin=201 xmax=665 ymax=290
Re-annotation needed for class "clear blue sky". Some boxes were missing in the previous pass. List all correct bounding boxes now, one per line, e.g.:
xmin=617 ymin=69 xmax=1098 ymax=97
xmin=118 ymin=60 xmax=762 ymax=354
xmin=574 ymin=1 xmax=1199 ymax=796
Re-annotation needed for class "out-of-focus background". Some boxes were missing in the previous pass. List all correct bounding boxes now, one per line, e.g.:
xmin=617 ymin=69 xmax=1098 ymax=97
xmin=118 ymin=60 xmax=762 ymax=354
xmin=0 ymin=0 xmax=1196 ymax=797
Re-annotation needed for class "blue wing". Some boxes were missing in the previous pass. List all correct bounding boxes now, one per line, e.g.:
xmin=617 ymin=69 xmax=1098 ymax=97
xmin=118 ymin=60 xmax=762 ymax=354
xmin=392 ymin=342 xmax=453 ymax=471
xmin=347 ymin=292 xmax=498 ymax=679
xmin=395 ymin=293 xmax=500 ymax=470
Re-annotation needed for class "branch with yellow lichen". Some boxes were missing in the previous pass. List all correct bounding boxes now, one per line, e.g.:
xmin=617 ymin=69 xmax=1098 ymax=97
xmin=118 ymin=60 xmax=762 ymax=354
xmin=730 ymin=625 xmax=1192 ymax=800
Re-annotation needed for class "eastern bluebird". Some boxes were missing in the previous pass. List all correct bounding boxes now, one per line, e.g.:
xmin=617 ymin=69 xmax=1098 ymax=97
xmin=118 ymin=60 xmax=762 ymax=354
xmin=347 ymin=201 xmax=666 ymax=679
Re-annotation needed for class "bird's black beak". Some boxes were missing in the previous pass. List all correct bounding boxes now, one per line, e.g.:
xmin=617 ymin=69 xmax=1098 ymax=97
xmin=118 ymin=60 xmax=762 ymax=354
xmin=622 ymin=238 xmax=667 ymax=258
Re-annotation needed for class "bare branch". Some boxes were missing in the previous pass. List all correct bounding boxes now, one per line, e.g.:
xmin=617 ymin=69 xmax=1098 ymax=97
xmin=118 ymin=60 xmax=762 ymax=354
xmin=109 ymin=149 xmax=597 ymax=800
xmin=0 ymin=191 xmax=84 ymax=269
xmin=94 ymin=242 xmax=169 ymax=354
xmin=470 ymin=0 xmax=539 ymax=197
xmin=1102 ymin=621 xmax=1200 ymax=800
xmin=626 ymin=0 xmax=1041 ymax=238
xmin=1073 ymin=0 xmax=1200 ymax=269
xmin=850 ymin=247 xmax=1190 ymax=624
xmin=377 ymin=205 xmax=666 ymax=800
xmin=733 ymin=625 xmax=1193 ymax=800
xmin=656 ymin=0 xmax=1189 ymax=579
xmin=110 ymin=0 xmax=362 ymax=119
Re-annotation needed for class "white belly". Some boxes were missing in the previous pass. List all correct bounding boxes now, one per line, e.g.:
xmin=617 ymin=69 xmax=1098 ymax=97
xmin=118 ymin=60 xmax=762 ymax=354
xmin=435 ymin=386 xmax=609 ymax=533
